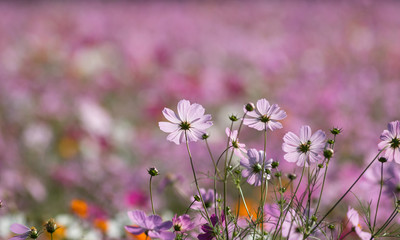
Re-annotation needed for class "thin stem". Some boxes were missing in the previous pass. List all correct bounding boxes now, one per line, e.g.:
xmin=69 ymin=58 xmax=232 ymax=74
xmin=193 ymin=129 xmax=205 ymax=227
xmin=306 ymin=149 xmax=385 ymax=237
xmin=184 ymin=132 xmax=211 ymax=224
xmin=373 ymin=161 xmax=384 ymax=231
xmin=149 ymin=176 xmax=155 ymax=215
xmin=373 ymin=208 xmax=398 ymax=238
xmin=314 ymin=159 xmax=330 ymax=214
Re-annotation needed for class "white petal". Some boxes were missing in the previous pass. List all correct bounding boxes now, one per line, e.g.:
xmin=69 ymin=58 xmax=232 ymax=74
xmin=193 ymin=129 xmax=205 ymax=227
xmin=159 ymin=122 xmax=179 ymax=133
xmin=283 ymin=132 xmax=301 ymax=146
xmin=162 ymin=108 xmax=181 ymax=123
xmin=167 ymin=130 xmax=184 ymax=145
xmin=187 ymin=103 xmax=206 ymax=122
xmin=300 ymin=126 xmax=312 ymax=143
xmin=177 ymin=99 xmax=191 ymax=122
xmin=256 ymin=99 xmax=270 ymax=115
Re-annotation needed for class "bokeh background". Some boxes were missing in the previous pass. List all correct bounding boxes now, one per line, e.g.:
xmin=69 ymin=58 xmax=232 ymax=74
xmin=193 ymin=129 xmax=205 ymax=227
xmin=1 ymin=1 xmax=400 ymax=239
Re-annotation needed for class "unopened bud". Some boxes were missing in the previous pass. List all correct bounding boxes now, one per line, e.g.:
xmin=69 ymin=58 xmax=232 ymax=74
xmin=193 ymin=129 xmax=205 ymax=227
xmin=148 ymin=167 xmax=159 ymax=176
xmin=288 ymin=173 xmax=297 ymax=181
xmin=245 ymin=103 xmax=255 ymax=112
xmin=330 ymin=128 xmax=342 ymax=135
xmin=378 ymin=157 xmax=387 ymax=163
xmin=328 ymin=224 xmax=335 ymax=230
xmin=29 ymin=227 xmax=39 ymax=239
xmin=229 ymin=115 xmax=238 ymax=122
xmin=323 ymin=148 xmax=334 ymax=159
xmin=45 ymin=218 xmax=57 ymax=234
xmin=194 ymin=195 xmax=201 ymax=202
xmin=318 ymin=164 xmax=324 ymax=169
xmin=202 ymin=133 xmax=209 ymax=140
xmin=327 ymin=139 xmax=335 ymax=145
xmin=271 ymin=161 xmax=279 ymax=168
xmin=274 ymin=172 xmax=282 ymax=178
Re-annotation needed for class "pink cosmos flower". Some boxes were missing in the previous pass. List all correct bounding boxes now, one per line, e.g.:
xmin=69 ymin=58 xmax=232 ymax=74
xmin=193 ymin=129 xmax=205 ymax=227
xmin=191 ymin=188 xmax=219 ymax=211
xmin=347 ymin=207 xmax=372 ymax=240
xmin=159 ymin=100 xmax=212 ymax=145
xmin=378 ymin=120 xmax=400 ymax=163
xmin=243 ymin=98 xmax=286 ymax=131
xmin=172 ymin=214 xmax=194 ymax=233
xmin=282 ymin=126 xmax=326 ymax=167
xmin=281 ymin=210 xmax=304 ymax=240
xmin=226 ymin=127 xmax=246 ymax=158
xmin=197 ymin=213 xmax=234 ymax=240
xmin=9 ymin=224 xmax=38 ymax=240
xmin=125 ymin=210 xmax=175 ymax=240
xmin=240 ymin=149 xmax=272 ymax=186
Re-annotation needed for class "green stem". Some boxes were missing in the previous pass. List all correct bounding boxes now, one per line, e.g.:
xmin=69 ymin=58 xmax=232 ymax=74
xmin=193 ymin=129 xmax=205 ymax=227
xmin=184 ymin=132 xmax=211 ymax=224
xmin=149 ymin=176 xmax=155 ymax=215
xmin=373 ymin=161 xmax=384 ymax=232
xmin=306 ymin=149 xmax=385 ymax=238
xmin=314 ymin=160 xmax=330 ymax=214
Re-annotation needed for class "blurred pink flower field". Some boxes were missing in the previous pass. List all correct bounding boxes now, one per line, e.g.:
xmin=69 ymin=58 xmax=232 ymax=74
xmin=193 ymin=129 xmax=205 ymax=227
xmin=1 ymin=1 xmax=400 ymax=239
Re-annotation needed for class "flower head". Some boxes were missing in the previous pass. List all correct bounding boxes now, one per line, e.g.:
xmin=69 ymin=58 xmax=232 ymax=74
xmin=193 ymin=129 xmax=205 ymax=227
xmin=378 ymin=120 xmax=400 ymax=163
xmin=10 ymin=224 xmax=38 ymax=240
xmin=347 ymin=207 xmax=372 ymax=240
xmin=226 ymin=128 xmax=246 ymax=158
xmin=243 ymin=98 xmax=286 ymax=131
xmin=197 ymin=213 xmax=234 ymax=240
xmin=172 ymin=214 xmax=194 ymax=233
xmin=191 ymin=188 xmax=219 ymax=211
xmin=240 ymin=149 xmax=272 ymax=186
xmin=282 ymin=126 xmax=326 ymax=167
xmin=125 ymin=210 xmax=174 ymax=240
xmin=159 ymin=100 xmax=212 ymax=145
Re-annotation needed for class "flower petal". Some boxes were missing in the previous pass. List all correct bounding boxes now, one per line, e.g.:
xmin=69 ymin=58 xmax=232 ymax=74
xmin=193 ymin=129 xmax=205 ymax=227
xmin=300 ymin=126 xmax=312 ymax=143
xmin=177 ymin=99 xmax=191 ymax=122
xmin=159 ymin=122 xmax=179 ymax=133
xmin=10 ymin=224 xmax=30 ymax=234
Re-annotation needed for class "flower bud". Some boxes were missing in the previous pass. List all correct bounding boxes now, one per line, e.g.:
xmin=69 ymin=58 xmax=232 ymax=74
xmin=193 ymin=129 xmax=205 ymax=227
xmin=378 ymin=157 xmax=387 ymax=163
xmin=323 ymin=148 xmax=334 ymax=159
xmin=328 ymin=224 xmax=335 ymax=230
xmin=45 ymin=218 xmax=57 ymax=234
xmin=271 ymin=161 xmax=279 ymax=168
xmin=245 ymin=102 xmax=255 ymax=112
xmin=274 ymin=172 xmax=282 ymax=178
xmin=327 ymin=139 xmax=335 ymax=145
xmin=279 ymin=187 xmax=286 ymax=193
xmin=148 ymin=167 xmax=159 ymax=176
xmin=318 ymin=164 xmax=324 ymax=169
xmin=229 ymin=115 xmax=238 ymax=122
xmin=288 ymin=173 xmax=297 ymax=180
xmin=330 ymin=128 xmax=342 ymax=135
xmin=311 ymin=215 xmax=317 ymax=222
xmin=202 ymin=133 xmax=209 ymax=140
xmin=194 ymin=195 xmax=201 ymax=202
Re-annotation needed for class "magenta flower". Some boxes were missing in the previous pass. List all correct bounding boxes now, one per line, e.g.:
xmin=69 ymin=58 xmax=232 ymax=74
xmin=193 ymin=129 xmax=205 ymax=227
xmin=125 ymin=210 xmax=174 ymax=240
xmin=9 ymin=224 xmax=38 ymax=240
xmin=378 ymin=120 xmax=400 ymax=163
xmin=240 ymin=149 xmax=272 ymax=186
xmin=191 ymin=188 xmax=219 ymax=210
xmin=172 ymin=214 xmax=194 ymax=233
xmin=347 ymin=207 xmax=372 ymax=240
xmin=197 ymin=213 xmax=234 ymax=240
xmin=226 ymin=127 xmax=246 ymax=158
xmin=159 ymin=99 xmax=212 ymax=145
xmin=243 ymin=99 xmax=286 ymax=131
xmin=282 ymin=126 xmax=326 ymax=167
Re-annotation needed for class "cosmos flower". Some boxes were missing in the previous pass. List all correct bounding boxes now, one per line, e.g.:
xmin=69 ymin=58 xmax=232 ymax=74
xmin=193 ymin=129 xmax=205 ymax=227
xmin=197 ymin=213 xmax=234 ymax=240
xmin=159 ymin=99 xmax=213 ymax=145
xmin=281 ymin=210 xmax=304 ymax=240
xmin=191 ymin=188 xmax=219 ymax=211
xmin=347 ymin=207 xmax=372 ymax=240
xmin=243 ymin=98 xmax=286 ymax=131
xmin=172 ymin=214 xmax=195 ymax=233
xmin=378 ymin=120 xmax=400 ymax=163
xmin=282 ymin=125 xmax=326 ymax=167
xmin=125 ymin=210 xmax=174 ymax=240
xmin=240 ymin=149 xmax=272 ymax=186
xmin=9 ymin=224 xmax=38 ymax=240
xmin=226 ymin=127 xmax=246 ymax=158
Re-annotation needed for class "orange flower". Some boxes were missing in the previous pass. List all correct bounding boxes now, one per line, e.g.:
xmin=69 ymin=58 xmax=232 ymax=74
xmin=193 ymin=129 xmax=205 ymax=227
xmin=127 ymin=232 xmax=150 ymax=240
xmin=93 ymin=218 xmax=108 ymax=233
xmin=70 ymin=199 xmax=88 ymax=218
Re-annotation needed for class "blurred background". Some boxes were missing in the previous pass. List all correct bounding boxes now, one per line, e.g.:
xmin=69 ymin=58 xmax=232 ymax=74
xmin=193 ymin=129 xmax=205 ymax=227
xmin=0 ymin=1 xmax=400 ymax=239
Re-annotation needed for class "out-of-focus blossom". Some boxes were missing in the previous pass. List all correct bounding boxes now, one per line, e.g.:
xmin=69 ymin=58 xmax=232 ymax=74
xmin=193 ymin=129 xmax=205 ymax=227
xmin=347 ymin=207 xmax=372 ymax=240
xmin=125 ymin=210 xmax=174 ymax=240
xmin=159 ymin=99 xmax=212 ymax=145
xmin=225 ymin=128 xmax=246 ymax=158
xmin=172 ymin=214 xmax=194 ymax=233
xmin=282 ymin=126 xmax=326 ymax=167
xmin=191 ymin=189 xmax=218 ymax=211
xmin=281 ymin=210 xmax=303 ymax=240
xmin=240 ymin=149 xmax=272 ymax=186
xmin=243 ymin=98 xmax=286 ymax=131
xmin=378 ymin=120 xmax=400 ymax=163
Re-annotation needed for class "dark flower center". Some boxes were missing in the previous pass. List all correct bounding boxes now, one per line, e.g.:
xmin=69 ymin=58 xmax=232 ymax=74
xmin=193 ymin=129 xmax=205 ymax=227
xmin=174 ymin=224 xmax=182 ymax=232
xmin=179 ymin=121 xmax=191 ymax=130
xmin=232 ymin=140 xmax=239 ymax=148
xmin=298 ymin=140 xmax=311 ymax=153
xmin=205 ymin=201 xmax=212 ymax=208
xmin=259 ymin=115 xmax=270 ymax=123
xmin=390 ymin=137 xmax=400 ymax=149
xmin=252 ymin=163 xmax=263 ymax=173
